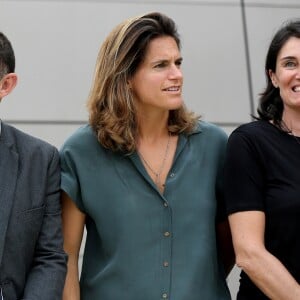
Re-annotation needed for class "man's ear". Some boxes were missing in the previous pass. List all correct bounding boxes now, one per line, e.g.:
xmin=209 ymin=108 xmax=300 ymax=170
xmin=0 ymin=73 xmax=18 ymax=100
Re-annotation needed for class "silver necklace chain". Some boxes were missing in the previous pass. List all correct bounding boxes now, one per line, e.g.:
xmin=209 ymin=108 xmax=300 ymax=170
xmin=138 ymin=133 xmax=171 ymax=190
xmin=291 ymin=133 xmax=300 ymax=146
xmin=280 ymin=120 xmax=300 ymax=146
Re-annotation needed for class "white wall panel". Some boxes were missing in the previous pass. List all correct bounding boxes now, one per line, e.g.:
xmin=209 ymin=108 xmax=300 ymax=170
xmin=1 ymin=1 xmax=250 ymax=124
xmin=64 ymin=0 xmax=240 ymax=3
xmin=227 ymin=266 xmax=241 ymax=299
xmin=4 ymin=0 xmax=241 ymax=4
xmin=179 ymin=6 xmax=250 ymax=123
xmin=6 ymin=123 xmax=83 ymax=148
xmin=245 ymin=0 xmax=300 ymax=5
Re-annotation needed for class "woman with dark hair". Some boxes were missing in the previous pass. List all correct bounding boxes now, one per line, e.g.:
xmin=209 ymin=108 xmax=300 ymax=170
xmin=224 ymin=19 xmax=300 ymax=299
xmin=60 ymin=11 xmax=234 ymax=300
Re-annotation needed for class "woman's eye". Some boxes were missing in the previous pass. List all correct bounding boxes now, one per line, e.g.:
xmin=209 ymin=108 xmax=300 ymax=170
xmin=285 ymin=61 xmax=296 ymax=68
xmin=154 ymin=62 xmax=166 ymax=68
xmin=175 ymin=60 xmax=182 ymax=67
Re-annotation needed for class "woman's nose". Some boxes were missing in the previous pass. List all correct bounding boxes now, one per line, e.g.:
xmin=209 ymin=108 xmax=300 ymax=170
xmin=169 ymin=64 xmax=183 ymax=79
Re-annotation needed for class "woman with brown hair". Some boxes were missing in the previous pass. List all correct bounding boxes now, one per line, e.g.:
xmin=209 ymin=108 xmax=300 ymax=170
xmin=60 ymin=11 xmax=233 ymax=300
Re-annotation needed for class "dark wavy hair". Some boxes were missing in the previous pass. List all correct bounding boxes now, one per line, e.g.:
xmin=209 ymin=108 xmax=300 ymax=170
xmin=257 ymin=19 xmax=300 ymax=129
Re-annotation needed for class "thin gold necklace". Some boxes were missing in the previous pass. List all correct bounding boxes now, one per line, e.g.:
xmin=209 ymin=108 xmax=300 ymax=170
xmin=138 ymin=132 xmax=171 ymax=191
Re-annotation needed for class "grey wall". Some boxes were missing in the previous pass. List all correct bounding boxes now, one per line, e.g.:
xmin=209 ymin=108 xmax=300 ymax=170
xmin=2 ymin=0 xmax=300 ymax=298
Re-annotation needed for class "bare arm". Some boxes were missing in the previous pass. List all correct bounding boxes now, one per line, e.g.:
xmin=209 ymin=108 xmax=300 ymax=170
xmin=229 ymin=210 xmax=300 ymax=300
xmin=61 ymin=191 xmax=86 ymax=300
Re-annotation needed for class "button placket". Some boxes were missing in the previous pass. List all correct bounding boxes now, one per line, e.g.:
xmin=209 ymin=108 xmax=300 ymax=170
xmin=163 ymin=261 xmax=169 ymax=267
xmin=161 ymin=197 xmax=172 ymax=300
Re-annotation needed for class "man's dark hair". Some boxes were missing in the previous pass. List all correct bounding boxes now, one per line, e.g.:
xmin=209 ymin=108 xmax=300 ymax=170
xmin=0 ymin=32 xmax=15 ymax=78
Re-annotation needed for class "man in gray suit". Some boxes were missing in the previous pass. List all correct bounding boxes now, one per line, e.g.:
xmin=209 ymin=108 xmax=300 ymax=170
xmin=0 ymin=32 xmax=67 ymax=299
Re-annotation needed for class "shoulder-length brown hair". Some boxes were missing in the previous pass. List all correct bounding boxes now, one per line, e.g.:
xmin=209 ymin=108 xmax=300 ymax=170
xmin=87 ymin=12 xmax=199 ymax=153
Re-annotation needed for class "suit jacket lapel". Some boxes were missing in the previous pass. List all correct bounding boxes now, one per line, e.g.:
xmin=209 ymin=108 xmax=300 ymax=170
xmin=0 ymin=126 xmax=19 ymax=264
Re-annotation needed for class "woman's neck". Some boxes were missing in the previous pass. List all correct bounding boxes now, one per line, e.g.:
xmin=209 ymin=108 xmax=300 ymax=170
xmin=282 ymin=109 xmax=300 ymax=136
xmin=137 ymin=112 xmax=169 ymax=142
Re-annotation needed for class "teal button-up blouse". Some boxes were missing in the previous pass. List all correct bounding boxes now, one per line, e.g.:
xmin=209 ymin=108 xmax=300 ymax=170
xmin=60 ymin=121 xmax=230 ymax=300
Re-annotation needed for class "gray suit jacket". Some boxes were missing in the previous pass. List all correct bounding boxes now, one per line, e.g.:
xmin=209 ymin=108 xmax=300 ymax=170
xmin=0 ymin=122 xmax=67 ymax=300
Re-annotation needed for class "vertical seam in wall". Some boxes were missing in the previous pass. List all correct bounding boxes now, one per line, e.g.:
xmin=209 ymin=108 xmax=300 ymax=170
xmin=240 ymin=0 xmax=256 ymax=119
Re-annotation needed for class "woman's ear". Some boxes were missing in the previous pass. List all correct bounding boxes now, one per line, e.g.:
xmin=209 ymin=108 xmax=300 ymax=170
xmin=0 ymin=73 xmax=18 ymax=100
xmin=268 ymin=70 xmax=278 ymax=88
xmin=127 ymin=79 xmax=132 ymax=90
